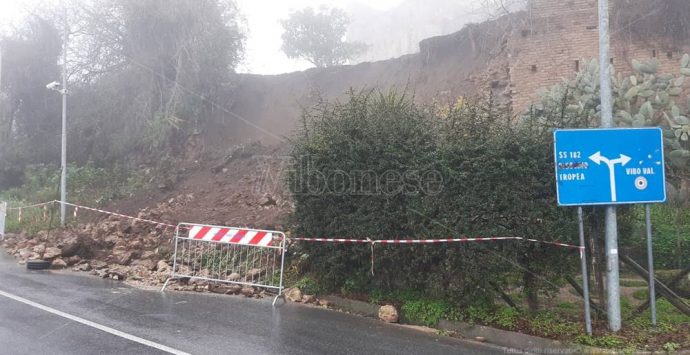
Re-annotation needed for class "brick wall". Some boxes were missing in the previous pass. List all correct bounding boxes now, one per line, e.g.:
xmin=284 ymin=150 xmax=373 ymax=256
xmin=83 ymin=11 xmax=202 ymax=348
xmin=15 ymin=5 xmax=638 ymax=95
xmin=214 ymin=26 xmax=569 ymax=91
xmin=508 ymin=0 xmax=686 ymax=112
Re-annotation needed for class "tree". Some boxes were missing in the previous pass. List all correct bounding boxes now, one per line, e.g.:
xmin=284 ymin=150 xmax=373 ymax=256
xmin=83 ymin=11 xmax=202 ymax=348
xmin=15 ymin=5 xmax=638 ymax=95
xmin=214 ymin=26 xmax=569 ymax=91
xmin=280 ymin=7 xmax=366 ymax=68
xmin=0 ymin=17 xmax=62 ymax=188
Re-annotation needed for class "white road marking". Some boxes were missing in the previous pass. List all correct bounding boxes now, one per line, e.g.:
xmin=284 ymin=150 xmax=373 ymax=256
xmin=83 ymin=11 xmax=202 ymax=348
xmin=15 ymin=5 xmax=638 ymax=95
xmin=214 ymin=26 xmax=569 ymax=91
xmin=0 ymin=289 xmax=190 ymax=355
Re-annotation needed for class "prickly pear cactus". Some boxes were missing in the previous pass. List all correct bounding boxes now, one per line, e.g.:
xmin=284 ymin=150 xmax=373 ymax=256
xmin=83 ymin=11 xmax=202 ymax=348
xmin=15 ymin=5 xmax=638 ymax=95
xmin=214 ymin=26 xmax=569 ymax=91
xmin=525 ymin=53 xmax=690 ymax=205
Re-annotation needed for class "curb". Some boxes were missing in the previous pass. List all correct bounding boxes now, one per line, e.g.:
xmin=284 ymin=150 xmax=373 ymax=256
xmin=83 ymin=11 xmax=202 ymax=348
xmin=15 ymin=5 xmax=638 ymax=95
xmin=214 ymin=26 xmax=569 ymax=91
xmin=321 ymin=294 xmax=614 ymax=354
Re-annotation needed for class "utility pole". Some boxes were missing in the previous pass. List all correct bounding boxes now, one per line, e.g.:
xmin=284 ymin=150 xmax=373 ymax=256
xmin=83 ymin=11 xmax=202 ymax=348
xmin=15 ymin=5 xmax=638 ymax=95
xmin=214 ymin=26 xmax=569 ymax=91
xmin=60 ymin=6 xmax=68 ymax=226
xmin=598 ymin=0 xmax=621 ymax=331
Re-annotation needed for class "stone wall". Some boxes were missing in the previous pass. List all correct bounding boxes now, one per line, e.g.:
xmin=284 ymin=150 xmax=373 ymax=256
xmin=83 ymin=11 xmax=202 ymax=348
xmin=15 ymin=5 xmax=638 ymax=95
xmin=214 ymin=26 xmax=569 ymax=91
xmin=508 ymin=0 xmax=686 ymax=112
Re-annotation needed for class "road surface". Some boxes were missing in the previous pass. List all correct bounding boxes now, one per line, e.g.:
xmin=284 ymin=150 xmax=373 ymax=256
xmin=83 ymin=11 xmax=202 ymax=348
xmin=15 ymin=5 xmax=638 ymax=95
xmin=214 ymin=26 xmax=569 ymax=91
xmin=0 ymin=252 xmax=510 ymax=354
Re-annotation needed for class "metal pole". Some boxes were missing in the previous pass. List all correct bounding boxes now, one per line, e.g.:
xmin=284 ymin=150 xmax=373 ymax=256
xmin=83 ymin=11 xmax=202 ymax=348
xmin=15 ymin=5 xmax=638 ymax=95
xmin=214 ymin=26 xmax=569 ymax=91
xmin=645 ymin=204 xmax=657 ymax=326
xmin=578 ymin=207 xmax=593 ymax=335
xmin=60 ymin=5 xmax=68 ymax=226
xmin=598 ymin=0 xmax=621 ymax=331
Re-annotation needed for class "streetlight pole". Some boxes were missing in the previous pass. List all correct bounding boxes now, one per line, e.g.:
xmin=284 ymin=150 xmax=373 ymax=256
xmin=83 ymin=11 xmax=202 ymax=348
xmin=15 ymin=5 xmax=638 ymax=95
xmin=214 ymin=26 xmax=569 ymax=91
xmin=598 ymin=0 xmax=621 ymax=331
xmin=59 ymin=8 xmax=68 ymax=226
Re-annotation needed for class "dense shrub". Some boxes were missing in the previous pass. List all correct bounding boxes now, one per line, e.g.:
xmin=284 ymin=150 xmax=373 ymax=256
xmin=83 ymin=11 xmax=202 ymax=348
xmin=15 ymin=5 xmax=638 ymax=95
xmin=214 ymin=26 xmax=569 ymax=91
xmin=287 ymin=90 xmax=579 ymax=309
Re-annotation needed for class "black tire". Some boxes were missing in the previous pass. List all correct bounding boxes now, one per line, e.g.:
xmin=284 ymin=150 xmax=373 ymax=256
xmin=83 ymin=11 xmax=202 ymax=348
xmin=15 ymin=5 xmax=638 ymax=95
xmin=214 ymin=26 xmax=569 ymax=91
xmin=26 ymin=260 xmax=51 ymax=270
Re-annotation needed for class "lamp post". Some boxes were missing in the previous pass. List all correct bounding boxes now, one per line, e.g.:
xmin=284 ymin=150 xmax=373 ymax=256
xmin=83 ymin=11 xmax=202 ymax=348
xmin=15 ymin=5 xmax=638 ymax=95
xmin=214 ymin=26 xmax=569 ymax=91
xmin=46 ymin=11 xmax=68 ymax=226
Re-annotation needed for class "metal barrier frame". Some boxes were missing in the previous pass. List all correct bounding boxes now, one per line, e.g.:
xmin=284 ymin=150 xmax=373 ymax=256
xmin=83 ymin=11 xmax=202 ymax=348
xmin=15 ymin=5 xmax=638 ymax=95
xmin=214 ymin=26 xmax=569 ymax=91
xmin=161 ymin=223 xmax=287 ymax=306
xmin=0 ymin=201 xmax=7 ymax=240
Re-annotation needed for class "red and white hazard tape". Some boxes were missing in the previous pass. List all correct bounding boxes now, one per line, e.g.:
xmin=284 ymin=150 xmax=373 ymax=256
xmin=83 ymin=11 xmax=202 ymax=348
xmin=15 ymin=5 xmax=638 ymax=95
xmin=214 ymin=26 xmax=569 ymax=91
xmin=58 ymin=201 xmax=176 ymax=229
xmin=7 ymin=201 xmax=54 ymax=211
xmin=290 ymin=237 xmax=370 ymax=244
xmin=292 ymin=236 xmax=582 ymax=250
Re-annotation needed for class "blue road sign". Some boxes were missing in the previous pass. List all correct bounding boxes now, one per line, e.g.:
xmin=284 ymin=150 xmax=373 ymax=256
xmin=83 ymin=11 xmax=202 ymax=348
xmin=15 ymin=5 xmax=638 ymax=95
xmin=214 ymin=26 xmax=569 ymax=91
xmin=553 ymin=128 xmax=666 ymax=206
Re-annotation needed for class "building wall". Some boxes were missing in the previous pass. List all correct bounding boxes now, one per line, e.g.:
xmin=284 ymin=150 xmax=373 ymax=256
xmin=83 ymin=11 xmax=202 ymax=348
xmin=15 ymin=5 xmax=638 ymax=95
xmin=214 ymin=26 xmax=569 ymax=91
xmin=508 ymin=0 xmax=685 ymax=112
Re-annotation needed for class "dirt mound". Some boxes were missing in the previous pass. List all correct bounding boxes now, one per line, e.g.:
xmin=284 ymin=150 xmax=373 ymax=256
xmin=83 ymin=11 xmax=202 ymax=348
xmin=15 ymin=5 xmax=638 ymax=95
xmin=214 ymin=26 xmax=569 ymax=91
xmin=107 ymin=145 xmax=293 ymax=230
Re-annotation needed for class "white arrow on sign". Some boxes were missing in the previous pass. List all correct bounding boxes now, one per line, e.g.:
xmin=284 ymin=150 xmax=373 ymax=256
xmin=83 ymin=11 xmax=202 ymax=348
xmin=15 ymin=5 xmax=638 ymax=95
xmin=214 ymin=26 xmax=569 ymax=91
xmin=589 ymin=151 xmax=632 ymax=202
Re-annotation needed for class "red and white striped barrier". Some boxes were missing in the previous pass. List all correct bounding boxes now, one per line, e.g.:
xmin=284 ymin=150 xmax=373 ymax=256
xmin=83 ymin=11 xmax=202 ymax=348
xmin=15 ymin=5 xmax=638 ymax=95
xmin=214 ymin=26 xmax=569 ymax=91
xmin=163 ymin=223 xmax=287 ymax=306
xmin=186 ymin=225 xmax=278 ymax=247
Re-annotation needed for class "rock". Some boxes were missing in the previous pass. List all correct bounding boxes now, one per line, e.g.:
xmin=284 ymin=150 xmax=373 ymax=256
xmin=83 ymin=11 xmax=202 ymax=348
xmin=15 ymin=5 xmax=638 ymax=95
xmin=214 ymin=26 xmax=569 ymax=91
xmin=226 ymin=272 xmax=241 ymax=281
xmin=259 ymin=194 xmax=277 ymax=207
xmin=128 ymin=265 xmax=151 ymax=280
xmin=32 ymin=244 xmax=46 ymax=254
xmin=116 ymin=251 xmax=135 ymax=265
xmin=59 ymin=234 xmax=88 ymax=257
xmin=156 ymin=260 xmax=170 ymax=273
xmin=65 ymin=255 xmax=81 ymax=266
xmin=285 ymin=287 xmax=302 ymax=302
xmin=245 ymin=268 xmax=263 ymax=280
xmin=51 ymin=258 xmax=68 ymax=269
xmin=131 ymin=258 xmax=156 ymax=271
xmin=318 ymin=299 xmax=330 ymax=307
xmin=475 ymin=336 xmax=486 ymax=342
xmin=302 ymin=294 xmax=316 ymax=303
xmin=73 ymin=263 xmax=91 ymax=271
xmin=240 ymin=287 xmax=255 ymax=297
xmin=107 ymin=265 xmax=129 ymax=280
xmin=378 ymin=305 xmax=399 ymax=323
xmin=228 ymin=285 xmax=242 ymax=294
xmin=209 ymin=285 xmax=232 ymax=294
xmin=91 ymin=260 xmax=108 ymax=269
xmin=43 ymin=247 xmax=62 ymax=260
xmin=18 ymin=248 xmax=33 ymax=260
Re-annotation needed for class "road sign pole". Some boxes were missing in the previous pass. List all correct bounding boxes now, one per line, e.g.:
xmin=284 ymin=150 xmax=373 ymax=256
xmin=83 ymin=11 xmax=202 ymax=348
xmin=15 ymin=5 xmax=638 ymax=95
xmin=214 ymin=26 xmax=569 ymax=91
xmin=645 ymin=204 xmax=657 ymax=326
xmin=598 ymin=0 xmax=622 ymax=331
xmin=578 ymin=207 xmax=593 ymax=335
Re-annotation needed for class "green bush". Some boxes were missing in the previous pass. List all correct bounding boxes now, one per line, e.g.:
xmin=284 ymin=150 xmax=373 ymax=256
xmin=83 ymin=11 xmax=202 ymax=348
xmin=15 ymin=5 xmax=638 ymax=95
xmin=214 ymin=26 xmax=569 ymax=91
xmin=401 ymin=299 xmax=449 ymax=327
xmin=293 ymin=276 xmax=323 ymax=295
xmin=288 ymin=90 xmax=580 ymax=310
xmin=495 ymin=306 xmax=521 ymax=330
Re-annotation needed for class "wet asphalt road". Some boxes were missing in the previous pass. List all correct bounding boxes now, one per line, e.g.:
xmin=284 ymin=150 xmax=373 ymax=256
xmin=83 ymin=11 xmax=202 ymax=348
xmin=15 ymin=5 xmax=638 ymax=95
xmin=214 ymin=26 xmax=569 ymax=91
xmin=0 ymin=252 xmax=509 ymax=355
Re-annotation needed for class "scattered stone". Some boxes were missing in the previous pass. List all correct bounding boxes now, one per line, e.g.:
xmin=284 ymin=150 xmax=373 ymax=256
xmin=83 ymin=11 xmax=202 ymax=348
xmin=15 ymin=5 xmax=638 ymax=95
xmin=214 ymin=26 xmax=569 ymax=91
xmin=18 ymin=248 xmax=33 ymax=259
xmin=245 ymin=268 xmax=262 ymax=280
xmin=73 ymin=263 xmax=91 ymax=271
xmin=318 ymin=299 xmax=330 ymax=307
xmin=43 ymin=247 xmax=62 ymax=260
xmin=228 ymin=285 xmax=242 ymax=295
xmin=91 ymin=260 xmax=108 ymax=269
xmin=378 ymin=305 xmax=399 ymax=323
xmin=32 ymin=244 xmax=46 ymax=254
xmin=302 ymin=294 xmax=316 ymax=304
xmin=116 ymin=251 xmax=136 ymax=265
xmin=240 ymin=287 xmax=255 ymax=297
xmin=226 ymin=272 xmax=241 ymax=281
xmin=156 ymin=260 xmax=170 ymax=273
xmin=107 ymin=265 xmax=129 ymax=280
xmin=51 ymin=258 xmax=68 ymax=269
xmin=285 ymin=287 xmax=302 ymax=302
xmin=64 ymin=256 xmax=80 ymax=266
xmin=259 ymin=194 xmax=276 ymax=207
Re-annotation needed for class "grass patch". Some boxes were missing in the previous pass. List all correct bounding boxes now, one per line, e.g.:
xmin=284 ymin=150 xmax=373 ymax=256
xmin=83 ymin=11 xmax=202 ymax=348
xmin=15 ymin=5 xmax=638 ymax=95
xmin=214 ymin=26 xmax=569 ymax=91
xmin=530 ymin=311 xmax=581 ymax=338
xmin=632 ymin=288 xmax=648 ymax=301
xmin=575 ymin=335 xmax=626 ymax=349
xmin=620 ymin=279 xmax=648 ymax=288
